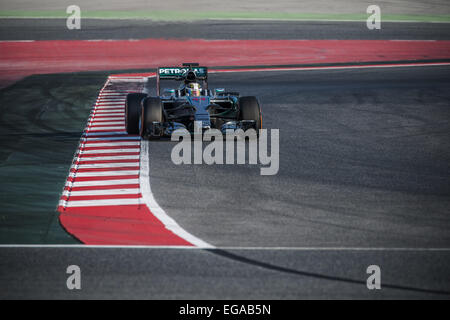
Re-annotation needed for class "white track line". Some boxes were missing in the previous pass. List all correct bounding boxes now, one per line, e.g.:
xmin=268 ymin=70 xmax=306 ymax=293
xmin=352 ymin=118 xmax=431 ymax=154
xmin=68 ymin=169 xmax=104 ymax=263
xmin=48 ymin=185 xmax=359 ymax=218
xmin=91 ymin=110 xmax=124 ymax=113
xmin=93 ymin=107 xmax=124 ymax=111
xmin=86 ymin=128 xmax=126 ymax=132
xmin=210 ymin=62 xmax=450 ymax=75
xmin=91 ymin=112 xmax=125 ymax=115
xmin=94 ymin=105 xmax=124 ymax=107
xmin=101 ymin=90 xmax=133 ymax=93
xmin=88 ymin=122 xmax=125 ymax=126
xmin=89 ymin=120 xmax=124 ymax=124
xmin=93 ymin=108 xmax=124 ymax=110
xmin=73 ymin=163 xmax=139 ymax=169
xmin=90 ymin=115 xmax=125 ymax=119
xmin=82 ymin=140 xmax=139 ymax=144
xmin=88 ymin=116 xmax=125 ymax=124
xmin=97 ymin=101 xmax=126 ymax=103
xmin=84 ymin=136 xmax=140 ymax=141
xmin=70 ymin=170 xmax=139 ymax=177
xmin=76 ymin=156 xmax=140 ymax=161
xmin=80 ymin=142 xmax=139 ymax=147
xmin=90 ymin=116 xmax=125 ymax=120
xmin=95 ymin=105 xmax=124 ymax=108
xmin=139 ymin=140 xmax=213 ymax=248
xmin=63 ymin=189 xmax=140 ymax=196
xmin=66 ymin=178 xmax=139 ymax=187
xmin=92 ymin=111 xmax=124 ymax=115
xmin=88 ymin=117 xmax=125 ymax=121
xmin=95 ymin=103 xmax=125 ymax=106
xmin=98 ymin=97 xmax=127 ymax=99
xmin=97 ymin=98 xmax=126 ymax=100
xmin=87 ymin=126 xmax=125 ymax=133
xmin=92 ymin=112 xmax=123 ymax=115
xmin=88 ymin=114 xmax=125 ymax=122
xmin=94 ymin=100 xmax=125 ymax=107
xmin=86 ymin=118 xmax=124 ymax=122
xmin=92 ymin=109 xmax=124 ymax=112
xmin=84 ymin=132 xmax=129 ymax=137
xmin=60 ymin=198 xmax=144 ymax=207
xmin=93 ymin=106 xmax=124 ymax=108
xmin=93 ymin=109 xmax=124 ymax=112
xmin=80 ymin=148 xmax=139 ymax=154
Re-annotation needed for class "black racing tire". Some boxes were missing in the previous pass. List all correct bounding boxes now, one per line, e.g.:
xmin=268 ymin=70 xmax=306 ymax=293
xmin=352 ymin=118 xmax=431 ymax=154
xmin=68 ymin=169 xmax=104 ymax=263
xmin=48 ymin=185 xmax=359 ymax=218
xmin=125 ymin=93 xmax=147 ymax=134
xmin=239 ymin=96 xmax=262 ymax=131
xmin=140 ymin=97 xmax=164 ymax=139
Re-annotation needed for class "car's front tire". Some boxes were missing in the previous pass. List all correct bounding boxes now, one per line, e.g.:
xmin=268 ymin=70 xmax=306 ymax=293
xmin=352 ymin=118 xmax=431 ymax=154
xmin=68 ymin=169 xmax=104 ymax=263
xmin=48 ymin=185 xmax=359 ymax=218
xmin=140 ymin=97 xmax=164 ymax=139
xmin=239 ymin=96 xmax=262 ymax=132
xmin=125 ymin=93 xmax=147 ymax=134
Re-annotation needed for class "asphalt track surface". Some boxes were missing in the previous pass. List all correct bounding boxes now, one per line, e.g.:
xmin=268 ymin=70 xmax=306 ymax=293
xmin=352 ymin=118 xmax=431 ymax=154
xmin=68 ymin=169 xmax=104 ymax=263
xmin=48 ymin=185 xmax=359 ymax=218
xmin=1 ymin=19 xmax=450 ymax=40
xmin=1 ymin=66 xmax=450 ymax=299
xmin=1 ymin=247 xmax=449 ymax=299
xmin=150 ymin=66 xmax=450 ymax=249
xmin=1 ymin=15 xmax=450 ymax=298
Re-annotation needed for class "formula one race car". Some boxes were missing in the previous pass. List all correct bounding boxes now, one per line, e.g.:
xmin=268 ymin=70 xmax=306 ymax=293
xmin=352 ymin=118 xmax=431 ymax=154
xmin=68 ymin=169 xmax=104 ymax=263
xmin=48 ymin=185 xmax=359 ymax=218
xmin=125 ymin=63 xmax=262 ymax=139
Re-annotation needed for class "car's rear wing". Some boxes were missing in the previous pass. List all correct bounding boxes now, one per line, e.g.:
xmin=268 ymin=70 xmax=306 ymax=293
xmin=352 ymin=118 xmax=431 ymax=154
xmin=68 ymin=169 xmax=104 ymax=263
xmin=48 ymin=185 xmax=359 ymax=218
xmin=156 ymin=63 xmax=208 ymax=95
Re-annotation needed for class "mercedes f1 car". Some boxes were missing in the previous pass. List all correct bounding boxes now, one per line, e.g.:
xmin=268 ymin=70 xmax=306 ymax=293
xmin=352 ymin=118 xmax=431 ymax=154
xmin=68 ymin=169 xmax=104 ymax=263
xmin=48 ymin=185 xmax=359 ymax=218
xmin=125 ymin=63 xmax=262 ymax=139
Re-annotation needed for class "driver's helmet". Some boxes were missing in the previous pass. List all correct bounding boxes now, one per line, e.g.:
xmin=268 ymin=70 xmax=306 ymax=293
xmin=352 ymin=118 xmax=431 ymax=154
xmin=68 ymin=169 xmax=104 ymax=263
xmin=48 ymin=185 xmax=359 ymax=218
xmin=186 ymin=82 xmax=201 ymax=97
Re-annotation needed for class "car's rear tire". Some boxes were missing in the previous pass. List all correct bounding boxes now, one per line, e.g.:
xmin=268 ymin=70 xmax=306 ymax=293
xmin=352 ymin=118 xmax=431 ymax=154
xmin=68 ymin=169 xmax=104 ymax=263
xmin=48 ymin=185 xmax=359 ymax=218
xmin=239 ymin=96 xmax=262 ymax=131
xmin=140 ymin=97 xmax=164 ymax=139
xmin=125 ymin=93 xmax=147 ymax=134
